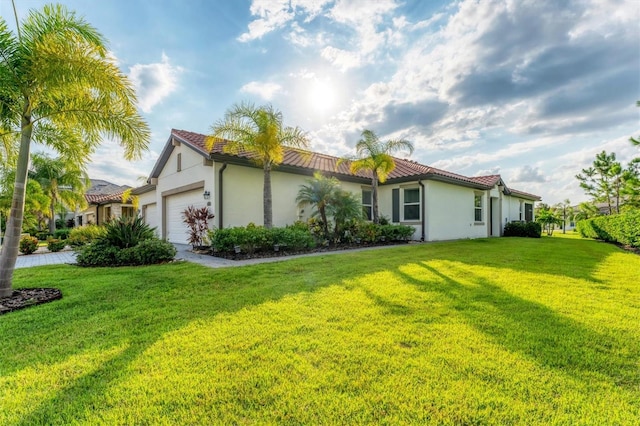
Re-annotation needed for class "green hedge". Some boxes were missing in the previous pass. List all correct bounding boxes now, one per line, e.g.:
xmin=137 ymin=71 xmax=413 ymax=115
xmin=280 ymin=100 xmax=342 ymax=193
xmin=209 ymin=222 xmax=415 ymax=255
xmin=210 ymin=226 xmax=316 ymax=254
xmin=503 ymin=221 xmax=542 ymax=238
xmin=576 ymin=210 xmax=640 ymax=248
xmin=75 ymin=238 xmax=176 ymax=267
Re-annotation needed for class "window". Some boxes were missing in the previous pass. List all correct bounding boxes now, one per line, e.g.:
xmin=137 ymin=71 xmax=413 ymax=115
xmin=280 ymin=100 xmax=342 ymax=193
xmin=362 ymin=189 xmax=372 ymax=221
xmin=524 ymin=203 xmax=533 ymax=222
xmin=519 ymin=201 xmax=523 ymax=221
xmin=474 ymin=193 xmax=483 ymax=222
xmin=403 ymin=188 xmax=420 ymax=221
xmin=121 ymin=206 xmax=135 ymax=218
xmin=177 ymin=153 xmax=182 ymax=172
xmin=104 ymin=206 xmax=112 ymax=220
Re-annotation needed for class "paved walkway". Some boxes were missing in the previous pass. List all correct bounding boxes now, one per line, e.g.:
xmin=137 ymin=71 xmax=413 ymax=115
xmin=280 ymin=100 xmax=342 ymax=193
xmin=10 ymin=243 xmax=410 ymax=269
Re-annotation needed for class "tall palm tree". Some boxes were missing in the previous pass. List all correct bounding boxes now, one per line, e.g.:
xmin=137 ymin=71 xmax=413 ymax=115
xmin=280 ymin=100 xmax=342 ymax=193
xmin=208 ymin=102 xmax=308 ymax=228
xmin=296 ymin=172 xmax=340 ymax=238
xmin=345 ymin=129 xmax=414 ymax=224
xmin=30 ymin=152 xmax=89 ymax=233
xmin=0 ymin=4 xmax=150 ymax=297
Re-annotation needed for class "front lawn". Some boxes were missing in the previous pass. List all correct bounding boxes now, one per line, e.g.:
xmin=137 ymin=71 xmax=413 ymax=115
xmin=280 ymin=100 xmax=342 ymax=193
xmin=1 ymin=237 xmax=638 ymax=424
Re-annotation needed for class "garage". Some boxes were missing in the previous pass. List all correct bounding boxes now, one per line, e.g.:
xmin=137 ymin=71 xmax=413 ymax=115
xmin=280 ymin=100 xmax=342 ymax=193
xmin=165 ymin=189 xmax=205 ymax=244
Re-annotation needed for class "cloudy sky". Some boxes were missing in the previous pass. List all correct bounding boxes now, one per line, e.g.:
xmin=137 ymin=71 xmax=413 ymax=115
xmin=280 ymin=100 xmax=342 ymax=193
xmin=5 ymin=0 xmax=639 ymax=204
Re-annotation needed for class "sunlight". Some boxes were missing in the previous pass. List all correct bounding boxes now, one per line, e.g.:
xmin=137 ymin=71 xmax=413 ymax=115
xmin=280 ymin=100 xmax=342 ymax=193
xmin=307 ymin=79 xmax=336 ymax=114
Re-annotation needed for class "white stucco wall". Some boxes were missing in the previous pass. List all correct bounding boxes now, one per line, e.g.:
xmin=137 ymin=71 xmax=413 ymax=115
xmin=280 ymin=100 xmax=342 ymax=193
xmin=219 ymin=164 xmax=364 ymax=228
xmin=424 ymin=180 xmax=488 ymax=241
xmin=157 ymin=143 xmax=214 ymax=196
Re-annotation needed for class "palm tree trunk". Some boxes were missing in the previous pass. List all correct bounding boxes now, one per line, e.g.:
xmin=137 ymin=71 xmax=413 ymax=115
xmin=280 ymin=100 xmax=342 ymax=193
xmin=49 ymin=202 xmax=56 ymax=234
xmin=0 ymin=111 xmax=33 ymax=297
xmin=372 ymin=175 xmax=379 ymax=224
xmin=263 ymin=164 xmax=273 ymax=229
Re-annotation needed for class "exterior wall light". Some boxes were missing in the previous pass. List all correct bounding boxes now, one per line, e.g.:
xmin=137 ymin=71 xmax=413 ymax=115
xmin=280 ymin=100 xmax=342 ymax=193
xmin=203 ymin=190 xmax=211 ymax=200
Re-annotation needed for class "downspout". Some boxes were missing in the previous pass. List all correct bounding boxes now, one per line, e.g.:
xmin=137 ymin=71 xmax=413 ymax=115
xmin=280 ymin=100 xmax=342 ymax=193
xmin=418 ymin=180 xmax=425 ymax=241
xmin=218 ymin=163 xmax=228 ymax=229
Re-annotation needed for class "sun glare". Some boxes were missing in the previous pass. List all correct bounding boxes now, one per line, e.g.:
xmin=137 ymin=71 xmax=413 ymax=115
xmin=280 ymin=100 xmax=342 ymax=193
xmin=307 ymin=79 xmax=336 ymax=113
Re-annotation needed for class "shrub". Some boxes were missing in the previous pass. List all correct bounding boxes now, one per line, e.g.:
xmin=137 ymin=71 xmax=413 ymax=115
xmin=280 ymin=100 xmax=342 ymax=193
xmin=19 ymin=235 xmax=39 ymax=254
xmin=182 ymin=206 xmax=214 ymax=248
xmin=504 ymin=221 xmax=541 ymax=238
xmin=103 ymin=216 xmax=154 ymax=249
xmin=130 ymin=239 xmax=177 ymax=265
xmin=47 ymin=238 xmax=66 ymax=252
xmin=36 ymin=231 xmax=51 ymax=241
xmin=75 ymin=238 xmax=176 ymax=267
xmin=577 ymin=210 xmax=640 ymax=248
xmin=53 ymin=228 xmax=70 ymax=240
xmin=68 ymin=225 xmax=106 ymax=246
xmin=210 ymin=225 xmax=315 ymax=254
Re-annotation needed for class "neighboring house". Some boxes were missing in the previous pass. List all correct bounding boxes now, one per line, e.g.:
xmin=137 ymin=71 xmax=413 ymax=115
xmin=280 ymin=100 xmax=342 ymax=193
xmin=77 ymin=179 xmax=134 ymax=226
xmin=133 ymin=129 xmax=541 ymax=245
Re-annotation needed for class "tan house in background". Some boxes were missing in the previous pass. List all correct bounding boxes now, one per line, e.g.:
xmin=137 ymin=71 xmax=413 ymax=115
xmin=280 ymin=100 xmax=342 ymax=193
xmin=77 ymin=179 xmax=135 ymax=226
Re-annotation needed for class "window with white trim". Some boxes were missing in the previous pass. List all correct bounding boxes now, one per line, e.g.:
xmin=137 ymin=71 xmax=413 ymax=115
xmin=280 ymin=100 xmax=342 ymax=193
xmin=519 ymin=201 xmax=523 ymax=221
xmin=474 ymin=193 xmax=483 ymax=222
xmin=362 ymin=189 xmax=372 ymax=221
xmin=403 ymin=188 xmax=420 ymax=221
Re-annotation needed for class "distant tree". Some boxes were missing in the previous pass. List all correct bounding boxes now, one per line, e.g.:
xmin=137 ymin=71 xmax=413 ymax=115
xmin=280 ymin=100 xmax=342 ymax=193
xmin=30 ymin=153 xmax=89 ymax=233
xmin=536 ymin=203 xmax=561 ymax=236
xmin=0 ymin=170 xmax=50 ymax=232
xmin=296 ymin=172 xmax=340 ymax=238
xmin=0 ymin=4 xmax=150 ymax=297
xmin=209 ymin=102 xmax=309 ymax=228
xmin=573 ymin=202 xmax=600 ymax=222
xmin=575 ymin=151 xmax=637 ymax=215
xmin=343 ymin=130 xmax=414 ymax=224
xmin=555 ymin=199 xmax=573 ymax=234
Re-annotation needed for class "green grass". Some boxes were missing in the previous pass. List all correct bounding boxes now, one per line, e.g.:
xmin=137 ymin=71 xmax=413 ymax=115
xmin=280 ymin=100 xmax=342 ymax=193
xmin=1 ymin=237 xmax=639 ymax=424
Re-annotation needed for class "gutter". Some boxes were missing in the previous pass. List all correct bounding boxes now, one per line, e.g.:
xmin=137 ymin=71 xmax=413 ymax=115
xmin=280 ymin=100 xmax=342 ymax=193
xmin=218 ymin=162 xmax=228 ymax=229
xmin=418 ymin=180 xmax=425 ymax=241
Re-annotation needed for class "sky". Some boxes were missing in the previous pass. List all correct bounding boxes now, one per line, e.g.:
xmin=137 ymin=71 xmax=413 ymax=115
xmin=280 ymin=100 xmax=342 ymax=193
xmin=3 ymin=0 xmax=639 ymax=204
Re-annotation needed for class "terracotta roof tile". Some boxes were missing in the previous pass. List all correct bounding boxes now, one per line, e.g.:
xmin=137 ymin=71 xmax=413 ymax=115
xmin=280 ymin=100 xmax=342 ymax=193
xmin=85 ymin=192 xmax=125 ymax=204
xmin=169 ymin=129 xmax=540 ymax=199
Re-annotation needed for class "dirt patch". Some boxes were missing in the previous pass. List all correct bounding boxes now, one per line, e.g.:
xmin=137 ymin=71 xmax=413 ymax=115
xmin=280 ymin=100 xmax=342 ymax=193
xmin=0 ymin=288 xmax=62 ymax=315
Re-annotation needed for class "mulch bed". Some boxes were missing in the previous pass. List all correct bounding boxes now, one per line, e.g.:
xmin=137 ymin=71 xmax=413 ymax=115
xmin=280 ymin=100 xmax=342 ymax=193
xmin=0 ymin=288 xmax=62 ymax=315
xmin=209 ymin=241 xmax=410 ymax=261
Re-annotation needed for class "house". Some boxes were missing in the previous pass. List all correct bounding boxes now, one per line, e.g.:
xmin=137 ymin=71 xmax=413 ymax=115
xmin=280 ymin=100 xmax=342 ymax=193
xmin=76 ymin=179 xmax=135 ymax=226
xmin=132 ymin=129 xmax=541 ymax=245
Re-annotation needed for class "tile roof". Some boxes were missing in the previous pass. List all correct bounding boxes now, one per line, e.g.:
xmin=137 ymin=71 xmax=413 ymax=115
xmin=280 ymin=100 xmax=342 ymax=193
xmin=84 ymin=179 xmax=131 ymax=205
xmin=169 ymin=129 xmax=541 ymax=199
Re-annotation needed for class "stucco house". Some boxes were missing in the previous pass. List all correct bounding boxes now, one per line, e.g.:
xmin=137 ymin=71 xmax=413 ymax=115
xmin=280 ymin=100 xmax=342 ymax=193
xmin=133 ymin=129 xmax=541 ymax=245
xmin=77 ymin=179 xmax=135 ymax=226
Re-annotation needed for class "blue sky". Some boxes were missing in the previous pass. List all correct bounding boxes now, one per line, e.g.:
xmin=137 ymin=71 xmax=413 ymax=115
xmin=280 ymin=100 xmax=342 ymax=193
xmin=4 ymin=0 xmax=639 ymax=204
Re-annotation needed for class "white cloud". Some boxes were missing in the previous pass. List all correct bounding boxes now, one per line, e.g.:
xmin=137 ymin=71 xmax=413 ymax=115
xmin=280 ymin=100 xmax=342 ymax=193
xmin=240 ymin=81 xmax=283 ymax=100
xmin=239 ymin=0 xmax=332 ymax=42
xmin=320 ymin=46 xmax=361 ymax=71
xmin=510 ymin=165 xmax=547 ymax=183
xmin=128 ymin=53 xmax=183 ymax=114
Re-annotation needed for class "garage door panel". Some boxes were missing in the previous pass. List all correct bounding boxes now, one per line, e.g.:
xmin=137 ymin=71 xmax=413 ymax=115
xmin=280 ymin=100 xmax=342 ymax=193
xmin=166 ymin=189 xmax=206 ymax=244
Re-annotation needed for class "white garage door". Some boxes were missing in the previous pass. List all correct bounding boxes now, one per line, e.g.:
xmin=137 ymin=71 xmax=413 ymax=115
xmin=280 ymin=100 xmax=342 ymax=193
xmin=165 ymin=190 xmax=206 ymax=244
xmin=143 ymin=203 xmax=159 ymax=236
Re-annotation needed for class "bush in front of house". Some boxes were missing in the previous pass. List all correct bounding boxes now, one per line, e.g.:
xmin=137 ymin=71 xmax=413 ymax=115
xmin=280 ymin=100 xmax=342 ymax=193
xmin=209 ymin=225 xmax=316 ymax=254
xmin=576 ymin=210 xmax=640 ymax=248
xmin=53 ymin=228 xmax=70 ymax=240
xmin=47 ymin=238 xmax=67 ymax=252
xmin=504 ymin=221 xmax=542 ymax=238
xmin=75 ymin=217 xmax=175 ymax=266
xmin=68 ymin=224 xmax=106 ymax=246
xmin=19 ymin=235 xmax=39 ymax=254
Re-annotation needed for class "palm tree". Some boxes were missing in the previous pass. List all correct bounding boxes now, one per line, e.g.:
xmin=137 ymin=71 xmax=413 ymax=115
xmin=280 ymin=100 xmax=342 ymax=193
xmin=208 ymin=102 xmax=308 ymax=228
xmin=30 ymin=153 xmax=89 ymax=233
xmin=0 ymin=4 xmax=150 ymax=297
xmin=296 ymin=172 xmax=340 ymax=238
xmin=345 ymin=130 xmax=414 ymax=224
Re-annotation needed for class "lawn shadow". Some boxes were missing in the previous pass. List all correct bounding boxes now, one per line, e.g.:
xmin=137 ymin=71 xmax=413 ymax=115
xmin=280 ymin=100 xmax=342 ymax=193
xmin=397 ymin=262 xmax=639 ymax=390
